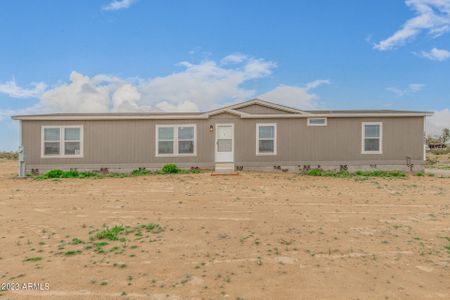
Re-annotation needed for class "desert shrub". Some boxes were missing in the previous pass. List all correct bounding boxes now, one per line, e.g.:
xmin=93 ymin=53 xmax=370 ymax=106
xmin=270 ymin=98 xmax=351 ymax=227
xmin=426 ymin=156 xmax=438 ymax=165
xmin=23 ymin=256 xmax=42 ymax=262
xmin=430 ymin=148 xmax=450 ymax=155
xmin=64 ymin=250 xmax=81 ymax=256
xmin=445 ymin=237 xmax=450 ymax=254
xmin=161 ymin=164 xmax=179 ymax=174
xmin=415 ymin=171 xmax=425 ymax=176
xmin=0 ymin=151 xmax=18 ymax=160
xmin=46 ymin=169 xmax=64 ymax=178
xmin=143 ymin=223 xmax=162 ymax=233
xmin=71 ymin=238 xmax=83 ymax=245
xmin=96 ymin=225 xmax=125 ymax=241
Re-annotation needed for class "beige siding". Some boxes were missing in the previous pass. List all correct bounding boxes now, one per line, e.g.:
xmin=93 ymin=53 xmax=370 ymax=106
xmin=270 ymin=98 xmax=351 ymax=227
xmin=233 ymin=117 xmax=424 ymax=163
xmin=235 ymin=104 xmax=292 ymax=114
xmin=22 ymin=116 xmax=425 ymax=170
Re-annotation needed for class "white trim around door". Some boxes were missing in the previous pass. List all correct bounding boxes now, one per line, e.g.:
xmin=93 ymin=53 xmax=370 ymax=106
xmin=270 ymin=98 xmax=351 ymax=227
xmin=215 ymin=123 xmax=234 ymax=163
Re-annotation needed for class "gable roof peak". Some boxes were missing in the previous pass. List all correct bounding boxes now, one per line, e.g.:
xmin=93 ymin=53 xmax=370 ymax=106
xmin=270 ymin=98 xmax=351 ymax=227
xmin=233 ymin=98 xmax=306 ymax=114
xmin=205 ymin=98 xmax=305 ymax=116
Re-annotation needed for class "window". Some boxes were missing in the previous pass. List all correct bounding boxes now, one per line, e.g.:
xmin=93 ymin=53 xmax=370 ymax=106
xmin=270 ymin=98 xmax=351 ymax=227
xmin=156 ymin=125 xmax=196 ymax=156
xmin=362 ymin=122 xmax=382 ymax=154
xmin=42 ymin=126 xmax=83 ymax=158
xmin=256 ymin=123 xmax=277 ymax=155
xmin=64 ymin=127 xmax=81 ymax=155
xmin=157 ymin=127 xmax=174 ymax=155
xmin=307 ymin=118 xmax=327 ymax=126
xmin=178 ymin=126 xmax=195 ymax=154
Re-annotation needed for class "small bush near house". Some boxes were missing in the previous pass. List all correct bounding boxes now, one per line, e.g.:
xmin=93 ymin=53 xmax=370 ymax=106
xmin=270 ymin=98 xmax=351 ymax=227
xmin=354 ymin=170 xmax=405 ymax=177
xmin=46 ymin=169 xmax=64 ymax=178
xmin=78 ymin=171 xmax=98 ymax=178
xmin=302 ymin=169 xmax=406 ymax=178
xmin=62 ymin=170 xmax=79 ymax=178
xmin=131 ymin=168 xmax=151 ymax=176
xmin=305 ymin=169 xmax=351 ymax=177
xmin=33 ymin=164 xmax=198 ymax=180
xmin=161 ymin=164 xmax=179 ymax=174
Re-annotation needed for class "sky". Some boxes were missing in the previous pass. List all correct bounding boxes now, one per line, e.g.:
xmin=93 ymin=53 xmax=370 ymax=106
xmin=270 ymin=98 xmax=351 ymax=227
xmin=0 ymin=0 xmax=449 ymax=150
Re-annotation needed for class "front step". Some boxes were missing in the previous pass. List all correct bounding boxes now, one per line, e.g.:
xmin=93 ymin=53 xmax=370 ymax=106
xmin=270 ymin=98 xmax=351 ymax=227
xmin=214 ymin=163 xmax=235 ymax=173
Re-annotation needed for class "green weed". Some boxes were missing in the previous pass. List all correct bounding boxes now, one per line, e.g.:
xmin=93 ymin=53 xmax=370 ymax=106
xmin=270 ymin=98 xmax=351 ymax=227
xmin=64 ymin=250 xmax=81 ymax=256
xmin=33 ymin=164 xmax=199 ymax=180
xmin=96 ymin=226 xmax=125 ymax=241
xmin=71 ymin=238 xmax=83 ymax=245
xmin=23 ymin=257 xmax=42 ymax=262
xmin=161 ymin=164 xmax=179 ymax=174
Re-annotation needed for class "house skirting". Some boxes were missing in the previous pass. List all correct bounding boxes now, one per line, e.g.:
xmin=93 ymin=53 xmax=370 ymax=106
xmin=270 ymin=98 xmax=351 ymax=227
xmin=26 ymin=160 xmax=425 ymax=174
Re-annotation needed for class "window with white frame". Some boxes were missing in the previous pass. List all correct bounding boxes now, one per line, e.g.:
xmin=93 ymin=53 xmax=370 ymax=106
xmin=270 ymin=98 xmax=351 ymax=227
xmin=362 ymin=122 xmax=382 ymax=154
xmin=156 ymin=125 xmax=196 ymax=156
xmin=307 ymin=118 xmax=327 ymax=126
xmin=42 ymin=126 xmax=83 ymax=157
xmin=256 ymin=123 xmax=277 ymax=155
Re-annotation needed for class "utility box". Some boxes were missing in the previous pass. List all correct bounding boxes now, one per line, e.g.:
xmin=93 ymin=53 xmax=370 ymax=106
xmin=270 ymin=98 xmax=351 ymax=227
xmin=18 ymin=145 xmax=25 ymax=177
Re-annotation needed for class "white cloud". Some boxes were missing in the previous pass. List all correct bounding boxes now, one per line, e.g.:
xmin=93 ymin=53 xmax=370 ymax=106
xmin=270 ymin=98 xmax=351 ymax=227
xmin=408 ymin=83 xmax=425 ymax=92
xmin=0 ymin=109 xmax=15 ymax=122
xmin=374 ymin=0 xmax=450 ymax=50
xmin=426 ymin=108 xmax=450 ymax=135
xmin=418 ymin=47 xmax=450 ymax=60
xmin=156 ymin=101 xmax=199 ymax=112
xmin=111 ymin=84 xmax=145 ymax=112
xmin=221 ymin=53 xmax=248 ymax=64
xmin=0 ymin=79 xmax=47 ymax=98
xmin=2 ymin=56 xmax=326 ymax=117
xmin=386 ymin=83 xmax=425 ymax=96
xmin=258 ymin=80 xmax=330 ymax=109
xmin=38 ymin=71 xmax=118 ymax=113
xmin=4 ymin=55 xmax=280 ymax=115
xmin=138 ymin=57 xmax=276 ymax=111
xmin=102 ymin=0 xmax=135 ymax=11
xmin=1 ymin=55 xmax=330 ymax=124
xmin=304 ymin=79 xmax=331 ymax=91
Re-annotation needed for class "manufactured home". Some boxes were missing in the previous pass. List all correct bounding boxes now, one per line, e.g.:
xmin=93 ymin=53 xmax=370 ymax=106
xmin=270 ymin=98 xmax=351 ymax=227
xmin=12 ymin=99 xmax=431 ymax=174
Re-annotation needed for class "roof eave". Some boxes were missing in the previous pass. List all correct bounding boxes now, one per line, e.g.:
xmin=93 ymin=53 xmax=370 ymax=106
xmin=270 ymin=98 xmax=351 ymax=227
xmin=11 ymin=114 xmax=209 ymax=121
xmin=241 ymin=112 xmax=433 ymax=118
xmin=11 ymin=111 xmax=432 ymax=121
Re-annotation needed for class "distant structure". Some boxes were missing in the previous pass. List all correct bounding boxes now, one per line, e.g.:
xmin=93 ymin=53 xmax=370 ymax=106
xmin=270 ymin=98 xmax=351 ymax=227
xmin=427 ymin=142 xmax=448 ymax=150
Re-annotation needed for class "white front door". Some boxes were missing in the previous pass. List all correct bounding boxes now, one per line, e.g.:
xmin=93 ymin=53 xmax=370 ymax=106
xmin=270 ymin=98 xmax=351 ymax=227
xmin=215 ymin=124 xmax=234 ymax=162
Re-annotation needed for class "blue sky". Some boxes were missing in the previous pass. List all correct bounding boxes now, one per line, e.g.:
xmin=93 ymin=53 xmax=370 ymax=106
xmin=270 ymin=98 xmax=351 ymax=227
xmin=1 ymin=0 xmax=449 ymax=150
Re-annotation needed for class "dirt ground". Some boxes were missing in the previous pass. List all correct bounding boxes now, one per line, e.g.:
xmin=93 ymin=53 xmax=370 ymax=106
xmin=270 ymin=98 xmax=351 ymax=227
xmin=0 ymin=160 xmax=449 ymax=300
